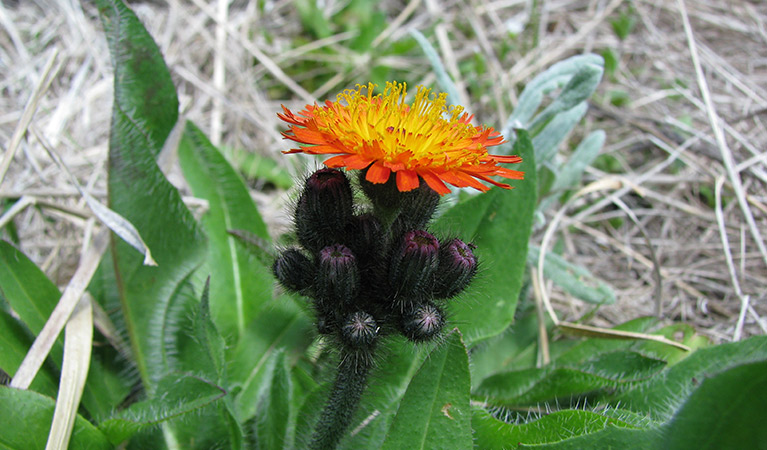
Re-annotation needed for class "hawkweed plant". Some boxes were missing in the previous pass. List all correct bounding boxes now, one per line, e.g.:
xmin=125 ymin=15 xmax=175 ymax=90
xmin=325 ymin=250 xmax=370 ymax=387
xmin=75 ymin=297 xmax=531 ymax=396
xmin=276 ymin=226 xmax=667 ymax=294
xmin=273 ymin=82 xmax=523 ymax=449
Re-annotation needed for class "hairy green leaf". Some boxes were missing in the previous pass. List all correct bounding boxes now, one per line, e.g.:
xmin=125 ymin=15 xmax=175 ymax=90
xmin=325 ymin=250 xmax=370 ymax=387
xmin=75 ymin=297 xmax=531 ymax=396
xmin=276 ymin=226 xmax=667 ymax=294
xmin=96 ymin=0 xmax=206 ymax=390
xmin=472 ymin=407 xmax=636 ymax=449
xmin=614 ymin=335 xmax=767 ymax=420
xmin=381 ymin=331 xmax=472 ymax=450
xmin=178 ymin=121 xmax=272 ymax=344
xmin=0 ymin=386 xmax=111 ymax=450
xmin=98 ymin=373 xmax=226 ymax=445
xmin=253 ymin=350 xmax=294 ymax=450
xmin=432 ymin=130 xmax=536 ymax=344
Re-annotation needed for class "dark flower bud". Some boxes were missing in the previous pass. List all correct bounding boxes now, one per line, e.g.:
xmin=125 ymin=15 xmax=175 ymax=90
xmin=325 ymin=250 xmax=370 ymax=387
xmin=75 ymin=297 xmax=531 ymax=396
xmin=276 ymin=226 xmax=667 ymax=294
xmin=316 ymin=314 xmax=335 ymax=335
xmin=401 ymin=301 xmax=444 ymax=342
xmin=295 ymin=168 xmax=354 ymax=252
xmin=345 ymin=213 xmax=384 ymax=264
xmin=340 ymin=311 xmax=378 ymax=348
xmin=358 ymin=167 xmax=402 ymax=211
xmin=434 ymin=239 xmax=477 ymax=299
xmin=318 ymin=244 xmax=359 ymax=302
xmin=392 ymin=178 xmax=440 ymax=235
xmin=389 ymin=230 xmax=439 ymax=298
xmin=272 ymin=248 xmax=315 ymax=293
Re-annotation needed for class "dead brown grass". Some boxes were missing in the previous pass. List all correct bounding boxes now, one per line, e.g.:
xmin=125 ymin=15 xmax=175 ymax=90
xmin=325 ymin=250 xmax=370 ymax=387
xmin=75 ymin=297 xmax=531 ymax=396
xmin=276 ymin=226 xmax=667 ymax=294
xmin=1 ymin=0 xmax=764 ymax=343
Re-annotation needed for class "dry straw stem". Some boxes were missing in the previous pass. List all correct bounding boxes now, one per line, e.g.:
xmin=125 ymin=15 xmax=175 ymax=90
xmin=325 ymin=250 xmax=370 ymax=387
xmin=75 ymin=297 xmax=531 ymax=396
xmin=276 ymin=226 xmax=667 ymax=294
xmin=0 ymin=49 xmax=60 ymax=186
xmin=677 ymin=0 xmax=767 ymax=267
xmin=10 ymin=230 xmax=107 ymax=389
xmin=45 ymin=294 xmax=93 ymax=450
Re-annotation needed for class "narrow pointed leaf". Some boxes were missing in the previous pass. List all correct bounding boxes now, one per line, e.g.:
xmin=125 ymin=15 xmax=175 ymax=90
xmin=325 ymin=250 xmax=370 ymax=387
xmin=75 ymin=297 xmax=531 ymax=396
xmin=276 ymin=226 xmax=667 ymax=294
xmin=254 ymin=350 xmax=293 ymax=450
xmin=95 ymin=0 xmax=206 ymax=390
xmin=177 ymin=121 xmax=272 ymax=343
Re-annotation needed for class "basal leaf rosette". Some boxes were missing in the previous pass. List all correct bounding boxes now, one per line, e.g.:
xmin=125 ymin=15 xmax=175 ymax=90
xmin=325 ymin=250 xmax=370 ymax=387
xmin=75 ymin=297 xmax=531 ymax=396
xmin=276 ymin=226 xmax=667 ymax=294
xmin=279 ymin=81 xmax=524 ymax=195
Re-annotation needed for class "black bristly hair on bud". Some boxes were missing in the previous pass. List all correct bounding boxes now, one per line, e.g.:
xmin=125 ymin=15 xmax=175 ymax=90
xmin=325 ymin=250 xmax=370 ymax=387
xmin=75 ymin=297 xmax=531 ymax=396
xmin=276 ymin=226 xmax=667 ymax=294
xmin=391 ymin=177 xmax=441 ymax=236
xmin=400 ymin=301 xmax=445 ymax=342
xmin=340 ymin=311 xmax=379 ymax=349
xmin=295 ymin=168 xmax=355 ymax=252
xmin=388 ymin=230 xmax=440 ymax=302
xmin=344 ymin=213 xmax=386 ymax=267
xmin=433 ymin=238 xmax=478 ymax=299
xmin=317 ymin=244 xmax=360 ymax=305
xmin=272 ymin=248 xmax=315 ymax=294
xmin=358 ymin=166 xmax=402 ymax=211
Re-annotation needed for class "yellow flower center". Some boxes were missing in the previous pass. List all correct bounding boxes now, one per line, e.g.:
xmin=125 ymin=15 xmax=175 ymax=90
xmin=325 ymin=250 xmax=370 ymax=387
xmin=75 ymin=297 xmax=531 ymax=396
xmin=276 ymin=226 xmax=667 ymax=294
xmin=310 ymin=82 xmax=487 ymax=170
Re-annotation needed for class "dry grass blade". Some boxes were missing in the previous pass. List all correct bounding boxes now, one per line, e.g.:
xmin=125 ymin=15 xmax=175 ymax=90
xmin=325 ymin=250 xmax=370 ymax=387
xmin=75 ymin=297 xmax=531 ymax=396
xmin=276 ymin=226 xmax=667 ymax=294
xmin=34 ymin=128 xmax=157 ymax=266
xmin=557 ymin=321 xmax=690 ymax=351
xmin=0 ymin=49 xmax=60 ymax=186
xmin=678 ymin=0 xmax=767 ymax=267
xmin=45 ymin=295 xmax=93 ymax=450
xmin=10 ymin=230 xmax=108 ymax=390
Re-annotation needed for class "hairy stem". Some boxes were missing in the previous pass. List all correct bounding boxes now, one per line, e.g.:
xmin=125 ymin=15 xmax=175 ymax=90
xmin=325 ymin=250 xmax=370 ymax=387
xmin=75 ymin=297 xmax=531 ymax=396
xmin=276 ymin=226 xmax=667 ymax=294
xmin=310 ymin=350 xmax=372 ymax=450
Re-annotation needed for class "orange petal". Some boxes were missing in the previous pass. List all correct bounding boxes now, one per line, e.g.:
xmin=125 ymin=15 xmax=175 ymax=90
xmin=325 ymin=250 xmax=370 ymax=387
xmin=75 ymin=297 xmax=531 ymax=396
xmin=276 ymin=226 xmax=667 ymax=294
xmin=472 ymin=172 xmax=512 ymax=189
xmin=396 ymin=170 xmax=419 ymax=192
xmin=491 ymin=154 xmax=523 ymax=164
xmin=493 ymin=167 xmax=525 ymax=180
xmin=325 ymin=154 xmax=372 ymax=170
xmin=420 ymin=171 xmax=451 ymax=195
xmin=366 ymin=162 xmax=391 ymax=184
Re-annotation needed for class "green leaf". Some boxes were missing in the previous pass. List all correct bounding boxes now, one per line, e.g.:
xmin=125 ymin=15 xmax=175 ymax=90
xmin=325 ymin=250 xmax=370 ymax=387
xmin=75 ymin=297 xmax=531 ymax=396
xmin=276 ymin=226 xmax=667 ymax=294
xmin=472 ymin=407 xmax=636 ymax=449
xmin=96 ymin=0 xmax=207 ymax=390
xmin=528 ymin=63 xmax=603 ymax=135
xmin=615 ymin=335 xmax=767 ymax=420
xmin=0 ymin=386 xmax=112 ymax=450
xmin=0 ymin=241 xmax=129 ymax=420
xmin=504 ymin=54 xmax=604 ymax=131
xmin=523 ymin=357 xmax=767 ymax=449
xmin=431 ymin=130 xmax=536 ymax=344
xmin=553 ymin=316 xmax=660 ymax=365
xmin=469 ymin=307 xmax=543 ymax=388
xmin=475 ymin=350 xmax=666 ymax=406
xmin=0 ymin=241 xmax=63 ymax=334
xmin=0 ymin=309 xmax=59 ymax=397
xmin=187 ymin=277 xmax=227 ymax=379
xmin=531 ymin=101 xmax=588 ymax=165
xmin=228 ymin=149 xmax=293 ymax=190
xmin=411 ymin=29 xmax=461 ymax=106
xmin=178 ymin=121 xmax=272 ymax=344
xmin=98 ymin=373 xmax=226 ymax=445
xmin=253 ymin=350 xmax=294 ymax=450
xmin=520 ymin=425 xmax=660 ymax=449
xmin=538 ymin=129 xmax=605 ymax=212
xmin=527 ymin=245 xmax=615 ymax=305
xmin=380 ymin=331 xmax=472 ymax=450
xmin=230 ymin=298 xmax=314 ymax=421
xmin=659 ymin=359 xmax=767 ymax=449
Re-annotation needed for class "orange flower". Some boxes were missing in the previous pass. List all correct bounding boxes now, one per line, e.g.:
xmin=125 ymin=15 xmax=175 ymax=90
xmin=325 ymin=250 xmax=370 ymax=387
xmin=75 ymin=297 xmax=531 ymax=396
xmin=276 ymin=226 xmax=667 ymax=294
xmin=279 ymin=81 xmax=523 ymax=195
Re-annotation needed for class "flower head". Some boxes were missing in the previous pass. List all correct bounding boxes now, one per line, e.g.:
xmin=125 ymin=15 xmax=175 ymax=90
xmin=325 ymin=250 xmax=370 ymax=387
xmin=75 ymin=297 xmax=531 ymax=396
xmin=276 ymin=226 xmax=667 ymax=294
xmin=279 ymin=81 xmax=523 ymax=195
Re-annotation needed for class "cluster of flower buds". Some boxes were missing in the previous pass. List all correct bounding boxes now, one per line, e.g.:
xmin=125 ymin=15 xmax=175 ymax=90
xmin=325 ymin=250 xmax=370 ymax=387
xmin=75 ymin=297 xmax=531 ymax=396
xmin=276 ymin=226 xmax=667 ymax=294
xmin=272 ymin=168 xmax=478 ymax=353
